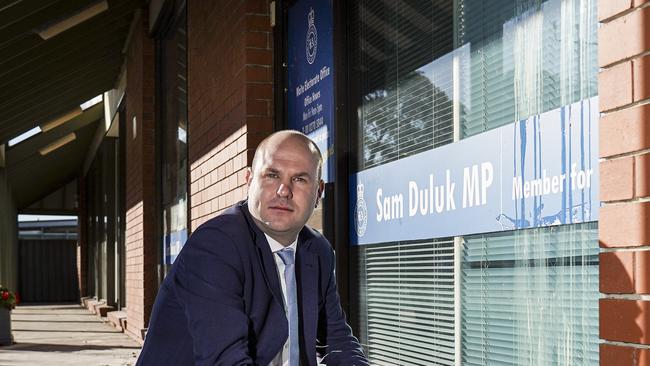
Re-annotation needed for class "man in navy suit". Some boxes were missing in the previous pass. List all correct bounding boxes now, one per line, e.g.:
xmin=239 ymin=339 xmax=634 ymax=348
xmin=137 ymin=131 xmax=368 ymax=365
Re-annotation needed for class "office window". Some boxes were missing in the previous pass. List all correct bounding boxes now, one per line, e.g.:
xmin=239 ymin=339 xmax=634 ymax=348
xmin=461 ymin=223 xmax=599 ymax=365
xmin=353 ymin=240 xmax=456 ymax=365
xmin=349 ymin=1 xmax=456 ymax=364
xmin=455 ymin=0 xmax=600 ymax=363
xmin=348 ymin=0 xmax=599 ymax=365
xmin=350 ymin=0 xmax=454 ymax=172
xmin=458 ymin=0 xmax=597 ymax=137
xmin=158 ymin=7 xmax=188 ymax=272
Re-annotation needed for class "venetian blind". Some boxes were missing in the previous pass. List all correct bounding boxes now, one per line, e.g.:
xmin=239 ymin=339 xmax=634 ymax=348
xmin=352 ymin=0 xmax=454 ymax=171
xmin=457 ymin=0 xmax=597 ymax=138
xmin=461 ymin=223 xmax=599 ymax=365
xmin=356 ymin=240 xmax=456 ymax=365
xmin=350 ymin=1 xmax=457 ymax=364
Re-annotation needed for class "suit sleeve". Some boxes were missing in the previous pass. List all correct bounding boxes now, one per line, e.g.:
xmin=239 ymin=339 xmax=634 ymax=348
xmin=171 ymin=227 xmax=254 ymax=366
xmin=317 ymin=248 xmax=369 ymax=366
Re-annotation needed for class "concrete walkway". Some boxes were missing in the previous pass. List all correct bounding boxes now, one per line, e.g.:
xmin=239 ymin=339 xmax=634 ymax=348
xmin=0 ymin=304 xmax=141 ymax=366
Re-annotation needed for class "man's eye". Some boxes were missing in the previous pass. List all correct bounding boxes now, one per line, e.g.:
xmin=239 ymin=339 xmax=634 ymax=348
xmin=266 ymin=173 xmax=279 ymax=179
xmin=292 ymin=177 xmax=306 ymax=183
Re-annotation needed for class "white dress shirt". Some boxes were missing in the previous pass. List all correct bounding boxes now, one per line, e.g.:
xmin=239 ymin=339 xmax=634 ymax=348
xmin=265 ymin=234 xmax=298 ymax=366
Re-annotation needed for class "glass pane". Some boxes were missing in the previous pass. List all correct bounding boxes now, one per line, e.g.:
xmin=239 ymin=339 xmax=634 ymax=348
xmin=461 ymin=223 xmax=599 ymax=365
xmin=349 ymin=0 xmax=599 ymax=365
xmin=352 ymin=239 xmax=456 ymax=366
xmin=349 ymin=1 xmax=457 ymax=364
xmin=350 ymin=0 xmax=455 ymax=172
xmin=457 ymin=0 xmax=598 ymax=138
xmin=160 ymin=10 xmax=188 ymax=270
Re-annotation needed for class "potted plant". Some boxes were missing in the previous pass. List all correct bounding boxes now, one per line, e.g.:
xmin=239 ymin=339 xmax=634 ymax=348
xmin=0 ymin=285 xmax=17 ymax=346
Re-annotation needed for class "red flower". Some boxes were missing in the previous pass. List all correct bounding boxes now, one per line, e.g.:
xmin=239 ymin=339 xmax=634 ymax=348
xmin=1 ymin=291 xmax=8 ymax=300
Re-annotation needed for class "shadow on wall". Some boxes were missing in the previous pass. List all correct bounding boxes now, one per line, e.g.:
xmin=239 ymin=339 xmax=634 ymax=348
xmin=599 ymin=250 xmax=648 ymax=365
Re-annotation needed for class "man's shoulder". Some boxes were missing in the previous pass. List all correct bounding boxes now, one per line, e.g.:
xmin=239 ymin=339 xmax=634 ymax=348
xmin=183 ymin=202 xmax=253 ymax=251
xmin=300 ymin=225 xmax=334 ymax=254
xmin=195 ymin=203 xmax=248 ymax=233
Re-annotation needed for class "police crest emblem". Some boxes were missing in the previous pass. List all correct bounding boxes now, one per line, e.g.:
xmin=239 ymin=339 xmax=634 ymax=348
xmin=354 ymin=184 xmax=368 ymax=237
xmin=305 ymin=8 xmax=318 ymax=65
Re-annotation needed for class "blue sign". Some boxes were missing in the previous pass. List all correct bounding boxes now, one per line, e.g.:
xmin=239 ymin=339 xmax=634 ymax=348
xmin=287 ymin=0 xmax=334 ymax=182
xmin=351 ymin=97 xmax=599 ymax=245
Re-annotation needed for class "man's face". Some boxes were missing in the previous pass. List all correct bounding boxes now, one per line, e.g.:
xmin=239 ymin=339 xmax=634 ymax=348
xmin=246 ymin=135 xmax=323 ymax=245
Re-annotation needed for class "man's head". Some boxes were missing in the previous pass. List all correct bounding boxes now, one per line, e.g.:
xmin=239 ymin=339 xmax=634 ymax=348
xmin=246 ymin=130 xmax=324 ymax=245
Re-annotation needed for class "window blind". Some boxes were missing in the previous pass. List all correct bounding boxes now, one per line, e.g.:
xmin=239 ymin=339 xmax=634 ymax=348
xmin=357 ymin=240 xmax=456 ymax=365
xmin=458 ymin=0 xmax=597 ymax=138
xmin=349 ymin=1 xmax=599 ymax=365
xmin=350 ymin=2 xmax=457 ymax=364
xmin=352 ymin=0 xmax=454 ymax=171
xmin=461 ymin=223 xmax=599 ymax=365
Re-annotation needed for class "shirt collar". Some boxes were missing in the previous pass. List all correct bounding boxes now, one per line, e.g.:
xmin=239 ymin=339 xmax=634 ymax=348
xmin=264 ymin=233 xmax=297 ymax=253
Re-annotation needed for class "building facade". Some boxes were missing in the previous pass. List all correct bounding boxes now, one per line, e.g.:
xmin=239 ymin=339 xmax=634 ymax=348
xmin=72 ymin=0 xmax=649 ymax=364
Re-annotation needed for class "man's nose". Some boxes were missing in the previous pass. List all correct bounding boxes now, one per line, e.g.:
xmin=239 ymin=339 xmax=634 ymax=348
xmin=276 ymin=182 xmax=293 ymax=199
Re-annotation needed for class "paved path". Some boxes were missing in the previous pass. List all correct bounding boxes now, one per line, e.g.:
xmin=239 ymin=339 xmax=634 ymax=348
xmin=0 ymin=304 xmax=141 ymax=366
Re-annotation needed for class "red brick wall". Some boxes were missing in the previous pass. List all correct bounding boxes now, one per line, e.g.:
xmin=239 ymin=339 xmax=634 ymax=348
xmin=598 ymin=1 xmax=650 ymax=364
xmin=187 ymin=0 xmax=273 ymax=231
xmin=124 ymin=10 xmax=157 ymax=341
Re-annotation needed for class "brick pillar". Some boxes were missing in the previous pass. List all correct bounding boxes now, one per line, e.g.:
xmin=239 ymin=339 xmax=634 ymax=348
xmin=598 ymin=1 xmax=650 ymax=365
xmin=187 ymin=0 xmax=273 ymax=229
xmin=124 ymin=9 xmax=156 ymax=341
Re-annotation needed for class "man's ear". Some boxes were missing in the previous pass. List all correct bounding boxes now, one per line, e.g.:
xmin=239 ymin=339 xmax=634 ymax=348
xmin=315 ymin=179 xmax=325 ymax=207
xmin=245 ymin=167 xmax=253 ymax=185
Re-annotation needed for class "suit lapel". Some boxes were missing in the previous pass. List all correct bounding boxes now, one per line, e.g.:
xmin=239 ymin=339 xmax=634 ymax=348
xmin=239 ymin=203 xmax=285 ymax=308
xmin=254 ymin=235 xmax=285 ymax=308
xmin=296 ymin=238 xmax=318 ymax=364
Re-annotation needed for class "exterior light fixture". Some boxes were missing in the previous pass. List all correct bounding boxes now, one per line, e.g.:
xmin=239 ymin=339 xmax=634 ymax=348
xmin=37 ymin=0 xmax=109 ymax=40
xmin=39 ymin=133 xmax=76 ymax=156
xmin=40 ymin=107 xmax=83 ymax=132
xmin=80 ymin=94 xmax=103 ymax=110
xmin=7 ymin=126 xmax=42 ymax=147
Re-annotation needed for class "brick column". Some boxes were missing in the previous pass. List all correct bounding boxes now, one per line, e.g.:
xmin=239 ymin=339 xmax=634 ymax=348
xmin=187 ymin=0 xmax=273 ymax=229
xmin=598 ymin=1 xmax=650 ymax=364
xmin=124 ymin=10 xmax=156 ymax=342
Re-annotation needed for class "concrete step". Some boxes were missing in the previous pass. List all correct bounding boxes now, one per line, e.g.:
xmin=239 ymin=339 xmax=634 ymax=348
xmin=107 ymin=310 xmax=127 ymax=332
xmin=95 ymin=304 xmax=116 ymax=318
xmin=85 ymin=299 xmax=105 ymax=315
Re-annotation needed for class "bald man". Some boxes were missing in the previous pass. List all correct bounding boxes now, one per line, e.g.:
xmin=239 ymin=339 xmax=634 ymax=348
xmin=137 ymin=131 xmax=368 ymax=366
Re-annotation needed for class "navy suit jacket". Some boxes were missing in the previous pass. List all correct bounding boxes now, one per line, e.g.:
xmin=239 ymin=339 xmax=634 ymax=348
xmin=137 ymin=201 xmax=368 ymax=365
